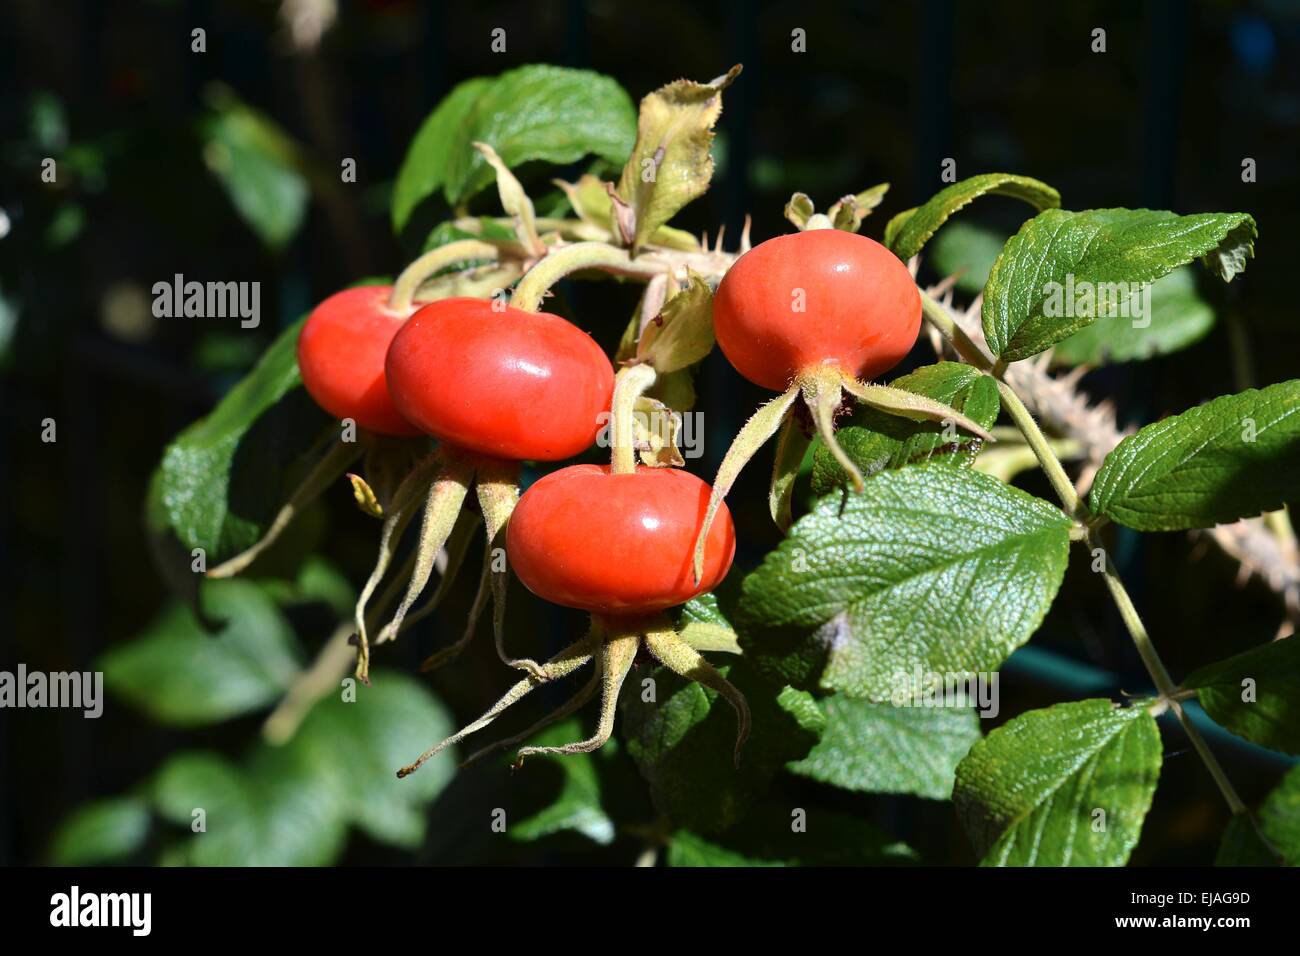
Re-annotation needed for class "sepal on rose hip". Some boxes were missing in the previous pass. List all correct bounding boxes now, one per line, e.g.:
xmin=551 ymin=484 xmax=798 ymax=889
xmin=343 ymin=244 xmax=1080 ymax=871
xmin=396 ymin=611 xmax=750 ymax=778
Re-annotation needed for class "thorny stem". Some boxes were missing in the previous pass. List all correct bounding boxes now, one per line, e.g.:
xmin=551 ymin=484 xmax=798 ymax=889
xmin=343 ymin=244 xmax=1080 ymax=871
xmin=922 ymin=288 xmax=1250 ymax=818
xmin=610 ymin=363 xmax=658 ymax=475
xmin=389 ymin=239 xmax=499 ymax=313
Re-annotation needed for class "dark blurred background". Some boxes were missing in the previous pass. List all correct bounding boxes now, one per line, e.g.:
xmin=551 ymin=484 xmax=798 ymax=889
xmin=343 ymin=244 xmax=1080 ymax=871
xmin=2 ymin=0 xmax=1298 ymax=866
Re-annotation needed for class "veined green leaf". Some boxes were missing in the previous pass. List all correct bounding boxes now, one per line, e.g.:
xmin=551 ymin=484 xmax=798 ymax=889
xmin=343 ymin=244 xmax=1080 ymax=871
xmin=983 ymin=208 xmax=1255 ymax=362
xmin=154 ymin=314 xmax=332 ymax=562
xmin=954 ymin=699 xmax=1162 ymax=866
xmin=1185 ymin=637 xmax=1300 ymax=755
xmin=508 ymin=719 xmax=616 ymax=846
xmin=1051 ymin=267 xmax=1215 ymax=365
xmin=810 ymin=362 xmax=1000 ymax=495
xmin=738 ymin=465 xmax=1070 ymax=700
xmin=788 ymin=695 xmax=982 ymax=800
xmin=392 ymin=66 xmax=635 ymax=231
xmin=1089 ymin=380 xmax=1300 ymax=531
xmin=888 ymin=172 xmax=1059 ymax=262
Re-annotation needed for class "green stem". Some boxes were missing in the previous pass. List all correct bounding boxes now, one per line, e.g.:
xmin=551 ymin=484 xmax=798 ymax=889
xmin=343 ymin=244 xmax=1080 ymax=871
xmin=610 ymin=363 xmax=657 ymax=475
xmin=1089 ymin=531 xmax=1248 ymax=816
xmin=921 ymin=285 xmax=1250 ymax=819
xmin=389 ymin=239 xmax=500 ymax=313
xmin=919 ymin=290 xmax=993 ymax=371
xmin=995 ymin=379 xmax=1082 ymax=518
xmin=509 ymin=242 xmax=662 ymax=312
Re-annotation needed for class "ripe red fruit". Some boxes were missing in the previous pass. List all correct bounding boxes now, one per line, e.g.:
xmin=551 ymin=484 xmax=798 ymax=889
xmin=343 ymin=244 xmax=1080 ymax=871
xmin=297 ymin=285 xmax=422 ymax=437
xmin=714 ymin=229 xmax=922 ymax=391
xmin=386 ymin=298 xmax=614 ymax=462
xmin=507 ymin=465 xmax=735 ymax=615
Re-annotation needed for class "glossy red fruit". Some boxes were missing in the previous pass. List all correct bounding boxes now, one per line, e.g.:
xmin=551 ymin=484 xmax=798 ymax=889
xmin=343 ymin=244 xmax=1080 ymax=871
xmin=385 ymin=298 xmax=614 ymax=462
xmin=713 ymin=229 xmax=922 ymax=391
xmin=507 ymin=465 xmax=735 ymax=616
xmin=297 ymin=285 xmax=422 ymax=437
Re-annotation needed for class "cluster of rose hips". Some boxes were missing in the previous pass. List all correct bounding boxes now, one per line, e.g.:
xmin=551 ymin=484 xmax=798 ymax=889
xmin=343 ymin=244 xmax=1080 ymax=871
xmin=274 ymin=226 xmax=981 ymax=775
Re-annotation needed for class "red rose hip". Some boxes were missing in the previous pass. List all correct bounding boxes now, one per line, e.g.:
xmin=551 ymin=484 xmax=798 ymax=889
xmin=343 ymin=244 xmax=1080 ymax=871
xmin=297 ymin=284 xmax=422 ymax=437
xmin=507 ymin=465 xmax=736 ymax=615
xmin=714 ymin=229 xmax=922 ymax=391
xmin=385 ymin=297 xmax=614 ymax=462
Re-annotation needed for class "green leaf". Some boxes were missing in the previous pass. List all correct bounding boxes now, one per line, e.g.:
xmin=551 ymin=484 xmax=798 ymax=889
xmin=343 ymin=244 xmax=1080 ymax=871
xmin=509 ymin=719 xmax=616 ymax=845
xmin=620 ymin=661 xmax=821 ymax=834
xmin=1217 ymin=763 xmax=1300 ymax=866
xmin=883 ymin=207 xmax=915 ymax=249
xmin=1051 ymin=267 xmax=1215 ymax=365
xmin=982 ymin=208 xmax=1255 ymax=362
xmin=392 ymin=66 xmax=636 ymax=231
xmin=953 ymin=699 xmax=1162 ymax=866
xmin=676 ymin=584 xmax=742 ymax=655
xmin=615 ymin=66 xmax=740 ymax=252
xmin=1089 ymin=380 xmax=1300 ymax=531
xmin=101 ymin=579 xmax=302 ymax=727
xmin=154 ymin=314 xmax=331 ymax=562
xmin=152 ymin=750 xmax=345 ymax=867
xmin=290 ymin=670 xmax=457 ymax=849
xmin=49 ymin=797 xmax=151 ymax=865
xmin=668 ymin=804 xmax=916 ymax=867
xmin=810 ymin=362 xmax=1000 ymax=496
xmin=788 ymin=696 xmax=982 ymax=800
xmin=151 ymin=671 xmax=455 ymax=864
xmin=739 ymin=466 xmax=1070 ymax=699
xmin=199 ymin=88 xmax=308 ymax=250
xmin=887 ymin=173 xmax=1059 ymax=262
xmin=1185 ymin=637 xmax=1300 ymax=755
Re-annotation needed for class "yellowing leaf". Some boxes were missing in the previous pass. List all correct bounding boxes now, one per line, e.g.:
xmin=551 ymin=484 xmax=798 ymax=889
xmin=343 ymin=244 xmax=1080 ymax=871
xmin=616 ymin=66 xmax=741 ymax=252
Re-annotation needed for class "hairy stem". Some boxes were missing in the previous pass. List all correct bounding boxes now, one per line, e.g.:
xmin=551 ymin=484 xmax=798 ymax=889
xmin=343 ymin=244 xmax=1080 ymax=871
xmin=995 ymin=379 xmax=1082 ymax=518
xmin=610 ymin=363 xmax=658 ymax=475
xmin=509 ymin=242 xmax=660 ymax=312
xmin=389 ymin=239 xmax=500 ymax=313
xmin=919 ymin=290 xmax=993 ymax=371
